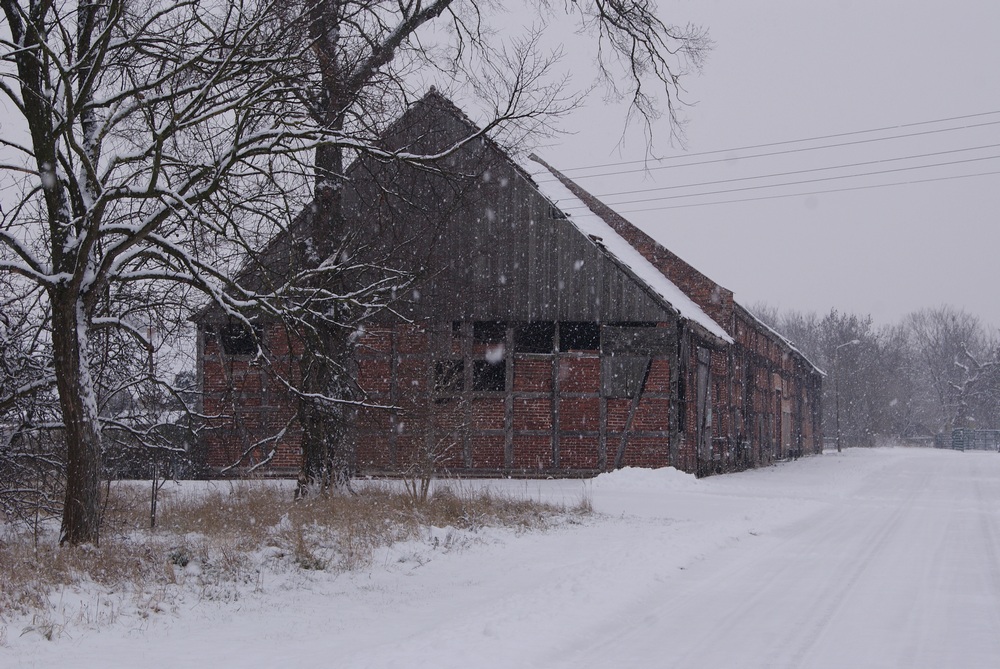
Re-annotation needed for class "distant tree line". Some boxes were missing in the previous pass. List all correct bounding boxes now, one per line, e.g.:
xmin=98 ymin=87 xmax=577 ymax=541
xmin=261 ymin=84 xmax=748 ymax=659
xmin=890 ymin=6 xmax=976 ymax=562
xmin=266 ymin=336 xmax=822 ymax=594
xmin=752 ymin=305 xmax=1000 ymax=448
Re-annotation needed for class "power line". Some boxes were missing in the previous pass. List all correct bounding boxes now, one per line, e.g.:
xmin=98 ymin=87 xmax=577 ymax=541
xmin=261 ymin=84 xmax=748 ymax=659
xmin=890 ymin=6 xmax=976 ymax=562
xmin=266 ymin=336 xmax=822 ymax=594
xmin=591 ymin=142 xmax=1000 ymax=202
xmin=605 ymin=169 xmax=1000 ymax=215
xmin=539 ymin=120 xmax=1000 ymax=183
xmin=559 ymin=153 xmax=1000 ymax=211
xmin=547 ymin=109 xmax=1000 ymax=177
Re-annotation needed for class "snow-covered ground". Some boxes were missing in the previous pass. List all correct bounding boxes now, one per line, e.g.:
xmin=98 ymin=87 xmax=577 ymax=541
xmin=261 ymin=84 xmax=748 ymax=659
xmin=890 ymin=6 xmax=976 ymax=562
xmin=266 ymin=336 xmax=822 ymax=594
xmin=5 ymin=447 xmax=1000 ymax=668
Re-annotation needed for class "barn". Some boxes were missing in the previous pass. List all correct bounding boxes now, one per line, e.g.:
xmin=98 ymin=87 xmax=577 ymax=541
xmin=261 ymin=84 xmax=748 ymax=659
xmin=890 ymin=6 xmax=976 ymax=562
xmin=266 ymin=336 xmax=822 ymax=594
xmin=197 ymin=90 xmax=824 ymax=478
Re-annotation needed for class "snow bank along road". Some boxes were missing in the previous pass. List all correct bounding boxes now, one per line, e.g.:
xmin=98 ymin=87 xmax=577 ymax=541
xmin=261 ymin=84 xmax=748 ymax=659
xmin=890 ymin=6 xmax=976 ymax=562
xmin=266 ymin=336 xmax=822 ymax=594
xmin=7 ymin=447 xmax=1000 ymax=668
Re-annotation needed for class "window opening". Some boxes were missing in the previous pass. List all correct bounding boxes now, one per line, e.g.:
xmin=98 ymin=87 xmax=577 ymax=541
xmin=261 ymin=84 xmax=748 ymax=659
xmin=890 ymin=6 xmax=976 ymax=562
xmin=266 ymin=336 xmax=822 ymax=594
xmin=514 ymin=322 xmax=555 ymax=353
xmin=601 ymin=355 xmax=647 ymax=398
xmin=219 ymin=323 xmax=259 ymax=356
xmin=559 ymin=322 xmax=600 ymax=351
xmin=473 ymin=321 xmax=506 ymax=344
xmin=434 ymin=360 xmax=465 ymax=393
xmin=473 ymin=360 xmax=506 ymax=391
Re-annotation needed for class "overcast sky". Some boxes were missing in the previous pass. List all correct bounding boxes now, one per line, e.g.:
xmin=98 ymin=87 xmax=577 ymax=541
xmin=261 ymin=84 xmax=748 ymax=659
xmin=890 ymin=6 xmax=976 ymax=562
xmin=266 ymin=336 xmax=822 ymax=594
xmin=4 ymin=2 xmax=996 ymax=333
xmin=529 ymin=0 xmax=1000 ymax=332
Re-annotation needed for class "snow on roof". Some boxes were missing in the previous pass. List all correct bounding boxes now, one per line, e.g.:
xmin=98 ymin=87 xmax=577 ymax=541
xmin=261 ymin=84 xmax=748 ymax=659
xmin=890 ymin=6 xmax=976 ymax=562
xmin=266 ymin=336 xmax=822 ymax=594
xmin=739 ymin=304 xmax=827 ymax=377
xmin=521 ymin=157 xmax=733 ymax=344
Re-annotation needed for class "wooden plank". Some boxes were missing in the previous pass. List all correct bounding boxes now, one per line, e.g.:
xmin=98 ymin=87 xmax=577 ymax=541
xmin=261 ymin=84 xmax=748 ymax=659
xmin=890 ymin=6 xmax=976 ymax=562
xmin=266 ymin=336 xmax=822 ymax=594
xmin=613 ymin=357 xmax=654 ymax=470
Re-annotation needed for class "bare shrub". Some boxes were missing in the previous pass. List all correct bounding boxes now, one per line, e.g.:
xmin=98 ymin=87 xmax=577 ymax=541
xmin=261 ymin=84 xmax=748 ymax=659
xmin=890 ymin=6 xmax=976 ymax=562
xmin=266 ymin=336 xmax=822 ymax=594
xmin=0 ymin=429 xmax=64 ymax=537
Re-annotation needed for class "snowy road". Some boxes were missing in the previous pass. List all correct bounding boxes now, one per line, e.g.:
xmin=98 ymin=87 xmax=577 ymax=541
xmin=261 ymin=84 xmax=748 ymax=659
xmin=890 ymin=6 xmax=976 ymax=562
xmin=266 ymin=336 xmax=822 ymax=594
xmin=545 ymin=452 xmax=1000 ymax=669
xmin=7 ymin=448 xmax=1000 ymax=668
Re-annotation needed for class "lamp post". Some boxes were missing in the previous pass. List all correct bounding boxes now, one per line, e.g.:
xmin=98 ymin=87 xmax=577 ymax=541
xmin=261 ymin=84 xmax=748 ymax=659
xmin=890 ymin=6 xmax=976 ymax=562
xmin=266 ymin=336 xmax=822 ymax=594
xmin=834 ymin=339 xmax=861 ymax=453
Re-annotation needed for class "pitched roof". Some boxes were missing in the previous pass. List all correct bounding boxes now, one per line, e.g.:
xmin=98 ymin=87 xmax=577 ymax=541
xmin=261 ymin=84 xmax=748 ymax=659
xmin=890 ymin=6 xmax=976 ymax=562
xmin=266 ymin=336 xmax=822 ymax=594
xmin=737 ymin=303 xmax=827 ymax=376
xmin=524 ymin=154 xmax=824 ymax=376
xmin=522 ymin=155 xmax=732 ymax=344
xmin=199 ymin=88 xmax=820 ymax=375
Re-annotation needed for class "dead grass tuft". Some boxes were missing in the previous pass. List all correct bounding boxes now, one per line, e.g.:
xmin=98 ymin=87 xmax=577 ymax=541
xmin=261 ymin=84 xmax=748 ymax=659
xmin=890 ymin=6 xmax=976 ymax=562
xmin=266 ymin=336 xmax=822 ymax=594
xmin=0 ymin=478 xmax=581 ymax=625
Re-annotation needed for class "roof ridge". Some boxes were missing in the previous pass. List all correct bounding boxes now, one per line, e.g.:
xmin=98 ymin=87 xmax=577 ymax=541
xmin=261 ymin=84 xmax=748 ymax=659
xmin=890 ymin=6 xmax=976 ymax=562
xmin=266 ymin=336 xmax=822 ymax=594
xmin=527 ymin=154 xmax=823 ymax=375
xmin=524 ymin=154 xmax=732 ymax=344
xmin=528 ymin=154 xmax=735 ymax=330
xmin=528 ymin=154 xmax=665 ymax=262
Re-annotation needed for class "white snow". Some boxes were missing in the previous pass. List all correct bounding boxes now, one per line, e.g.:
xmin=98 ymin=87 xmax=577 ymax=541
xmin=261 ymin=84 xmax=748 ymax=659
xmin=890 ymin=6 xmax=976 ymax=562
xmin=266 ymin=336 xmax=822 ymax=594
xmin=5 ymin=447 xmax=1000 ymax=668
xmin=485 ymin=343 xmax=505 ymax=363
xmin=521 ymin=158 xmax=733 ymax=343
xmin=742 ymin=303 xmax=826 ymax=376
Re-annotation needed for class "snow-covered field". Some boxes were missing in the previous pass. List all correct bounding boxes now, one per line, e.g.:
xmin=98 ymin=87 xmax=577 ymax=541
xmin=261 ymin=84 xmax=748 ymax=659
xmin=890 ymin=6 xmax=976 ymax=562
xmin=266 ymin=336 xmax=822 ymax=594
xmin=4 ymin=447 xmax=1000 ymax=668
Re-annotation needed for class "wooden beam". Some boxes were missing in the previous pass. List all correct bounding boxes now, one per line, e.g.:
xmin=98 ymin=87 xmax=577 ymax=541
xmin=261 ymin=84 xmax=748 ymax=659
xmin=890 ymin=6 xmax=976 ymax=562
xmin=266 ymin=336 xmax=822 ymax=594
xmin=614 ymin=357 xmax=654 ymax=470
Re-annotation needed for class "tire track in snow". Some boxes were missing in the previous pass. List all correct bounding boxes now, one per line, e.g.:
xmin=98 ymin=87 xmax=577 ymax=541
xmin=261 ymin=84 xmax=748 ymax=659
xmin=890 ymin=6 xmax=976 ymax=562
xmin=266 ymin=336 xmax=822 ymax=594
xmin=543 ymin=455 xmax=933 ymax=669
xmin=894 ymin=484 xmax=961 ymax=668
xmin=655 ymin=462 xmax=930 ymax=669
xmin=973 ymin=471 xmax=1000 ymax=604
xmin=768 ymin=466 xmax=933 ymax=669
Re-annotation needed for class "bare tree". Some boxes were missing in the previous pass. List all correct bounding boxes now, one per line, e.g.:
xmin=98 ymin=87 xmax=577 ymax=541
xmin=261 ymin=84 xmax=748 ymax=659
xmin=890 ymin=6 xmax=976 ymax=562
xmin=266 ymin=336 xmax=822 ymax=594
xmin=756 ymin=304 xmax=1000 ymax=446
xmin=0 ymin=274 xmax=63 ymax=527
xmin=756 ymin=306 xmax=922 ymax=448
xmin=904 ymin=307 xmax=988 ymax=433
xmin=951 ymin=342 xmax=1000 ymax=430
xmin=0 ymin=0 xmax=370 ymax=544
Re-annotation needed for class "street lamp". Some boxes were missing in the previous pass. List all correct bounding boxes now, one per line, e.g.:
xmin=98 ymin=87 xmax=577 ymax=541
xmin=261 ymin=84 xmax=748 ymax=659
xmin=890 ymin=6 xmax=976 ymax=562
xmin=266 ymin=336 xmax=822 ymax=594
xmin=835 ymin=339 xmax=861 ymax=453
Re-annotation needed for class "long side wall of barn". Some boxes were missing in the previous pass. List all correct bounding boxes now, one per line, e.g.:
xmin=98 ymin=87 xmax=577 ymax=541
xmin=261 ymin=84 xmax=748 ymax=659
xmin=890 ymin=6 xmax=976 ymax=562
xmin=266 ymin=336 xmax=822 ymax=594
xmin=352 ymin=321 xmax=677 ymax=476
xmin=195 ymin=92 xmax=822 ymax=479
xmin=198 ymin=314 xmax=820 ymax=479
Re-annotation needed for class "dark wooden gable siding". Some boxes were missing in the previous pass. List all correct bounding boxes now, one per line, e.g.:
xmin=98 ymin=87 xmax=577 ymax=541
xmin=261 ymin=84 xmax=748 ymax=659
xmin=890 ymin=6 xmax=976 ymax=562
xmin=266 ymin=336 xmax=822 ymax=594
xmin=536 ymin=156 xmax=736 ymax=330
xmin=338 ymin=95 xmax=677 ymax=325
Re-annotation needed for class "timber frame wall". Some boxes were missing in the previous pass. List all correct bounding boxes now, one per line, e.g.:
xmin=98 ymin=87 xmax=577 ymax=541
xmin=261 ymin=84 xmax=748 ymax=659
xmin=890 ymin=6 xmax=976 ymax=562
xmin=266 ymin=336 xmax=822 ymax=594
xmin=197 ymin=90 xmax=823 ymax=478
xmin=199 ymin=314 xmax=821 ymax=478
xmin=351 ymin=321 xmax=680 ymax=476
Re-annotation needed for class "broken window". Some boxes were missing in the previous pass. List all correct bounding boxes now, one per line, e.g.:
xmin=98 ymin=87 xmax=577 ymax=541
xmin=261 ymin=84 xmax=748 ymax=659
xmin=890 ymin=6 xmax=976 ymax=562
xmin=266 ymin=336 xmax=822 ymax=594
xmin=602 ymin=324 xmax=672 ymax=356
xmin=473 ymin=321 xmax=506 ymax=344
xmin=219 ymin=323 xmax=259 ymax=356
xmin=559 ymin=322 xmax=600 ymax=351
xmin=434 ymin=360 xmax=465 ymax=393
xmin=473 ymin=360 xmax=506 ymax=391
xmin=514 ymin=321 xmax=555 ymax=353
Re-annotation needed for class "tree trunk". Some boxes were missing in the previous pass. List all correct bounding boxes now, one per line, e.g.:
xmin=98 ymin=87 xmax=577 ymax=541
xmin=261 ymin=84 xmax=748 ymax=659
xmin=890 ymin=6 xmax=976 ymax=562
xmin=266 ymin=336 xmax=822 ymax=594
xmin=296 ymin=335 xmax=352 ymax=496
xmin=296 ymin=119 xmax=352 ymax=497
xmin=296 ymin=3 xmax=352 ymax=494
xmin=51 ymin=291 xmax=103 ymax=546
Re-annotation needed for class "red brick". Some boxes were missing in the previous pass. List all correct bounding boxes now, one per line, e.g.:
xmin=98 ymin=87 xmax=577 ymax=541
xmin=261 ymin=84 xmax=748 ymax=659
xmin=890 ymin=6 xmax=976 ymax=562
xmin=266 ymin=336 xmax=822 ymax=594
xmin=513 ymin=398 xmax=552 ymax=431
xmin=471 ymin=398 xmax=504 ymax=430
xmin=559 ymin=397 xmax=600 ymax=431
xmin=512 ymin=435 xmax=552 ymax=469
xmin=513 ymin=357 xmax=552 ymax=392
xmin=559 ymin=435 xmax=599 ymax=469
xmin=471 ymin=435 xmax=505 ymax=469
xmin=558 ymin=357 xmax=600 ymax=393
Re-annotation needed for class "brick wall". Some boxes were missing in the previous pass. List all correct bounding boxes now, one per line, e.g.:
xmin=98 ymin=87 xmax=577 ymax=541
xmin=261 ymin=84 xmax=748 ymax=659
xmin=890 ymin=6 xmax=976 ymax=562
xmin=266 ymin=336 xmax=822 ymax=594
xmin=201 ymin=315 xmax=821 ymax=479
xmin=350 ymin=321 xmax=677 ymax=476
xmin=201 ymin=322 xmax=303 ymax=473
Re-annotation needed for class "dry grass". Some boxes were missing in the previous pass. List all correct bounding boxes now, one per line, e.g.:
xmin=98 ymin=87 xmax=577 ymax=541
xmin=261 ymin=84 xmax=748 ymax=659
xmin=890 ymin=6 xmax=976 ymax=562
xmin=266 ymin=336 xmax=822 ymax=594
xmin=0 ymin=479 xmax=582 ymax=625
